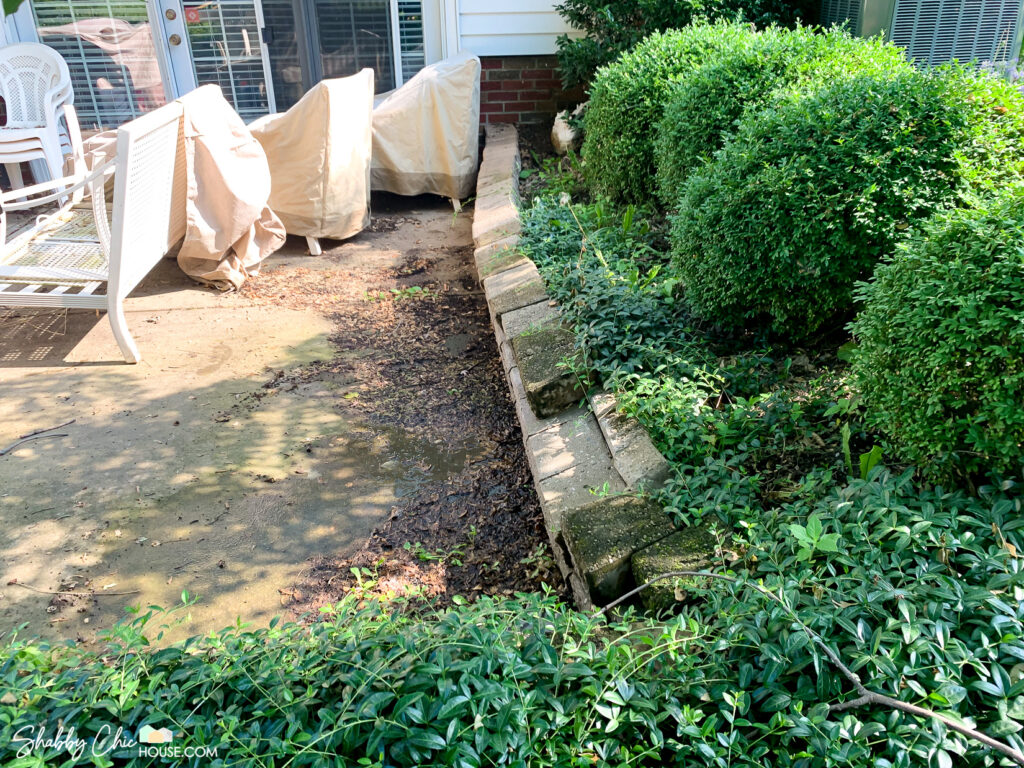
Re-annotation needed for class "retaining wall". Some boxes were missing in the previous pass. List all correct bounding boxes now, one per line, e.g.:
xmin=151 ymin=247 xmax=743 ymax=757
xmin=471 ymin=124 xmax=710 ymax=609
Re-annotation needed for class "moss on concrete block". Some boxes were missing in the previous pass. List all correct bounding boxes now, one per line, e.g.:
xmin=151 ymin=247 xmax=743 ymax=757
xmin=563 ymin=496 xmax=674 ymax=603
xmin=475 ymin=236 xmax=527 ymax=281
xmin=511 ymin=324 xmax=585 ymax=418
xmin=631 ymin=527 xmax=716 ymax=613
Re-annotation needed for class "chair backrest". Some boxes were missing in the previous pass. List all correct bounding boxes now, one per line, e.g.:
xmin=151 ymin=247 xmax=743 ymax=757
xmin=0 ymin=43 xmax=72 ymax=129
xmin=107 ymin=99 xmax=186 ymax=300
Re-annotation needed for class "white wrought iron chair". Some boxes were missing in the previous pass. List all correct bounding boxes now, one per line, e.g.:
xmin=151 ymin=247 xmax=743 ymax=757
xmin=0 ymin=43 xmax=76 ymax=190
xmin=0 ymin=100 xmax=187 ymax=363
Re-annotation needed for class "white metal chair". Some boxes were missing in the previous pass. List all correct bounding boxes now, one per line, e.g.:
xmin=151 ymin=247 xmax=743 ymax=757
xmin=0 ymin=43 xmax=76 ymax=190
xmin=0 ymin=100 xmax=187 ymax=363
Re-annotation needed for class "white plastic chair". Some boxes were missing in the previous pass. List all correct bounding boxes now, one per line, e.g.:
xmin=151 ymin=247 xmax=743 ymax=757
xmin=0 ymin=43 xmax=75 ymax=189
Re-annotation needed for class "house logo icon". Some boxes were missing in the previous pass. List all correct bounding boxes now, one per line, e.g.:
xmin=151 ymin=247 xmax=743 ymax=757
xmin=138 ymin=725 xmax=174 ymax=745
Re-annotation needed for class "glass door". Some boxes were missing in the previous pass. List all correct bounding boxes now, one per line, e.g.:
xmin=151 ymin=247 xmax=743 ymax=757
xmin=25 ymin=0 xmax=275 ymax=130
xmin=179 ymin=0 xmax=275 ymax=120
xmin=31 ymin=0 xmax=169 ymax=131
xmin=261 ymin=0 xmax=425 ymax=112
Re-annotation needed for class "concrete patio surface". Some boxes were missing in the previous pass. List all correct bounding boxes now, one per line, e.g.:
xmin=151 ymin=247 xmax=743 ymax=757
xmin=0 ymin=195 xmax=478 ymax=644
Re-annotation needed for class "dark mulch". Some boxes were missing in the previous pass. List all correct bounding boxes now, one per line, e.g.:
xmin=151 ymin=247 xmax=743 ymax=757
xmin=241 ymin=200 xmax=566 ymax=612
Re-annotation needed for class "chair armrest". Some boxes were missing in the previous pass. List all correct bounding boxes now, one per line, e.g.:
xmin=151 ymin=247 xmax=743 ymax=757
xmin=0 ymin=158 xmax=116 ymax=212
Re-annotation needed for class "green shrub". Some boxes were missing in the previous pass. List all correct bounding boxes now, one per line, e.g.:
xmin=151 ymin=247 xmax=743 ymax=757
xmin=581 ymin=22 xmax=755 ymax=204
xmin=851 ymin=191 xmax=1024 ymax=482
xmin=654 ymin=27 xmax=910 ymax=208
xmin=555 ymin=0 xmax=818 ymax=88
xmin=670 ymin=66 xmax=1024 ymax=337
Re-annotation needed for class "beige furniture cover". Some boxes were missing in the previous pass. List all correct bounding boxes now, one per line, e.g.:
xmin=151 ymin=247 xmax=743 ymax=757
xmin=82 ymin=85 xmax=285 ymax=291
xmin=250 ymin=69 xmax=374 ymax=241
xmin=176 ymin=85 xmax=286 ymax=290
xmin=371 ymin=52 xmax=481 ymax=201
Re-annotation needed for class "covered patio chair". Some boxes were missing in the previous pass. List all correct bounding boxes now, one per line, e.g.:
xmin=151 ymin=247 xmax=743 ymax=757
xmin=371 ymin=52 xmax=481 ymax=206
xmin=249 ymin=69 xmax=374 ymax=256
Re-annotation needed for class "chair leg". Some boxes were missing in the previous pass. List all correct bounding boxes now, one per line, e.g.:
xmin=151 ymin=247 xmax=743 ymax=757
xmin=108 ymin=301 xmax=141 ymax=364
xmin=5 ymin=162 xmax=24 ymax=190
xmin=306 ymin=236 xmax=322 ymax=256
xmin=451 ymin=198 xmax=462 ymax=213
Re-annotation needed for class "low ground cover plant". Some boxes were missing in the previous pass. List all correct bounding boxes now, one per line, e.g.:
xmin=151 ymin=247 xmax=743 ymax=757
xmin=581 ymin=22 xmax=753 ymax=204
xmin=519 ymin=180 xmax=1024 ymax=766
xmin=851 ymin=190 xmax=1024 ymax=484
xmin=670 ymin=65 xmax=1024 ymax=337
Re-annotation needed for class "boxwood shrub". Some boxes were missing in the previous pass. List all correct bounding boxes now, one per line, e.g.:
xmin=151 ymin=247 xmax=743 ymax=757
xmin=670 ymin=66 xmax=1024 ymax=337
xmin=851 ymin=191 xmax=1024 ymax=482
xmin=581 ymin=22 xmax=753 ymax=204
xmin=654 ymin=27 xmax=911 ymax=208
xmin=555 ymin=0 xmax=819 ymax=88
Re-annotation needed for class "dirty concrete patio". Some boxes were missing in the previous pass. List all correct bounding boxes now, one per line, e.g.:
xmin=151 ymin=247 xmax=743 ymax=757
xmin=0 ymin=193 xmax=551 ymax=644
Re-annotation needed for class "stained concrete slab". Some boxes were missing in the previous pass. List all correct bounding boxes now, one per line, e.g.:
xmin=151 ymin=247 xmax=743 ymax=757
xmin=0 ymin=196 xmax=477 ymax=645
xmin=591 ymin=392 xmax=672 ymax=491
xmin=526 ymin=415 xmax=607 ymax=481
xmin=483 ymin=260 xmax=548 ymax=321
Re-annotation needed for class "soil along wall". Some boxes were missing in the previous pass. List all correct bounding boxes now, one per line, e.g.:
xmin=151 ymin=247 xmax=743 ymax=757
xmin=471 ymin=124 xmax=709 ymax=609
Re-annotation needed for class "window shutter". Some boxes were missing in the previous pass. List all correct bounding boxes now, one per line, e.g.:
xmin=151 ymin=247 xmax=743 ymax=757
xmin=183 ymin=0 xmax=271 ymax=122
xmin=31 ymin=0 xmax=166 ymax=131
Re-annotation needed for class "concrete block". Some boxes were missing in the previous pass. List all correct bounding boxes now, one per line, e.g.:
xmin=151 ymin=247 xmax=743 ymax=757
xmin=483 ymin=261 xmax=548 ymax=322
xmin=502 ymin=299 xmax=557 ymax=341
xmin=592 ymin=394 xmax=672 ymax=491
xmin=536 ymin=461 xmax=625 ymax=539
xmin=511 ymin=323 xmax=585 ymax=418
xmin=526 ymin=413 xmax=606 ymax=481
xmin=509 ymin=366 xmax=588 ymax=439
xmin=474 ymin=236 xmax=528 ymax=281
xmin=631 ymin=527 xmax=716 ymax=612
xmin=563 ymin=496 xmax=675 ymax=604
xmin=472 ymin=192 xmax=522 ymax=248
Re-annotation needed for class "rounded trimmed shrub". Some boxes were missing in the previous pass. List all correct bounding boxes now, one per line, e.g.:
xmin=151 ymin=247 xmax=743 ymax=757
xmin=670 ymin=66 xmax=1024 ymax=337
xmin=654 ymin=27 xmax=911 ymax=208
xmin=851 ymin=192 xmax=1024 ymax=482
xmin=555 ymin=0 xmax=818 ymax=88
xmin=581 ymin=22 xmax=755 ymax=204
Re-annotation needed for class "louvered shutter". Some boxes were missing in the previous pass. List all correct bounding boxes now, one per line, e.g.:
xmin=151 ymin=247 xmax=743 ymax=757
xmin=890 ymin=0 xmax=1024 ymax=65
xmin=397 ymin=1 xmax=426 ymax=79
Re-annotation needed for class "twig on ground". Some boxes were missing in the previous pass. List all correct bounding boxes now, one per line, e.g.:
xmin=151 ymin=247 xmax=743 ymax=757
xmin=7 ymin=581 xmax=140 ymax=597
xmin=19 ymin=419 xmax=75 ymax=440
xmin=600 ymin=570 xmax=1024 ymax=767
xmin=0 ymin=433 xmax=68 ymax=456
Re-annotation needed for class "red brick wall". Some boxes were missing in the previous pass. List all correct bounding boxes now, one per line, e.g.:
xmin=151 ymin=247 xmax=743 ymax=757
xmin=479 ymin=55 xmax=581 ymax=125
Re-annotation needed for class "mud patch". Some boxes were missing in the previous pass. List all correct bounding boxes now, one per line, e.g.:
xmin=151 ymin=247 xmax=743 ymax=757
xmin=242 ymin=194 xmax=565 ymax=611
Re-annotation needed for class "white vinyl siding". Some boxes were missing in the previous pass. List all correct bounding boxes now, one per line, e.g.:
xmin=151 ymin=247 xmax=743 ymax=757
xmin=458 ymin=0 xmax=580 ymax=57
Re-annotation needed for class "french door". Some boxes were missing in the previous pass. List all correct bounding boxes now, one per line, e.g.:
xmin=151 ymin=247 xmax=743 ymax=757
xmin=25 ymin=0 xmax=275 ymax=130
xmin=261 ymin=0 xmax=427 ymax=111
xmin=15 ymin=0 xmax=433 ymax=129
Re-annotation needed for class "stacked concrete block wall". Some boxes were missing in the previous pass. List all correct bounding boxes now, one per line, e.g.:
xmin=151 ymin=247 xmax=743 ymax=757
xmin=479 ymin=56 xmax=583 ymax=125
xmin=471 ymin=124 xmax=710 ymax=610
